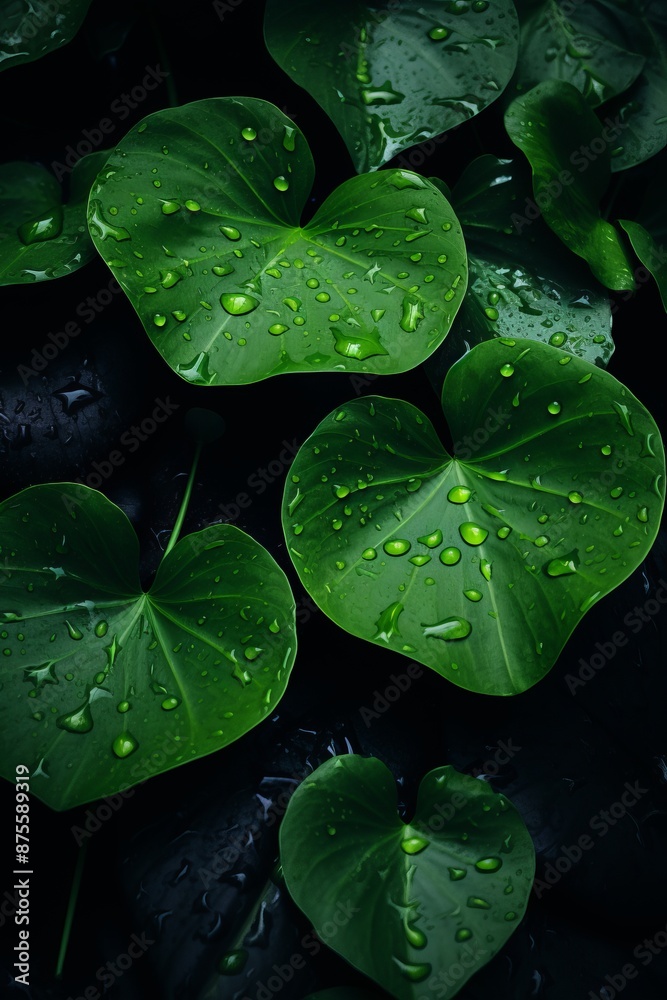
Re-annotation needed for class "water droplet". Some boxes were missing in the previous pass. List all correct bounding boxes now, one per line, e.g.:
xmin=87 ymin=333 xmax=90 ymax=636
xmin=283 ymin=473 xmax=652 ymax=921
xmin=417 ymin=529 xmax=442 ymax=548
xmin=547 ymin=401 xmax=561 ymax=415
xmin=455 ymin=928 xmax=472 ymax=942
xmin=423 ymin=617 xmax=472 ymax=640
xmin=17 ymin=209 xmax=63 ymax=245
xmin=440 ymin=546 xmax=461 ymax=565
xmin=117 ymin=701 xmax=130 ymax=713
xmin=94 ymin=621 xmax=108 ymax=638
xmin=273 ymin=175 xmax=289 ymax=192
xmin=65 ymin=620 xmax=83 ymax=641
xmin=464 ymin=589 xmax=483 ymax=602
xmin=384 ymin=539 xmax=411 ymax=556
xmin=393 ymin=958 xmax=431 ymax=983
xmin=467 ymin=896 xmax=490 ymax=909
xmin=241 ymin=127 xmax=257 ymax=141
xmin=219 ymin=948 xmax=248 ymax=974
xmin=637 ymin=506 xmax=648 ymax=523
xmin=268 ymin=323 xmax=288 ymax=336
xmin=161 ymin=697 xmax=180 ymax=711
xmin=612 ymin=401 xmax=634 ymax=435
xmin=112 ymin=733 xmax=138 ymax=758
xmin=480 ymin=559 xmax=492 ymax=581
xmin=475 ymin=856 xmax=502 ymax=873
xmin=448 ymin=486 xmax=472 ymax=504
xmin=401 ymin=835 xmax=429 ymax=855
xmin=428 ymin=26 xmax=449 ymax=39
xmin=568 ymin=491 xmax=584 ymax=504
xmin=499 ymin=363 xmax=514 ymax=377
xmin=57 ymin=701 xmax=93 ymax=734
xmin=362 ymin=547 xmax=377 ymax=560
xmin=400 ymin=295 xmax=424 ymax=332
xmin=448 ymin=867 xmax=466 ymax=880
xmin=219 ymin=225 xmax=241 ymax=241
xmin=88 ymin=200 xmax=131 ymax=241
xmin=161 ymin=201 xmax=180 ymax=215
xmin=220 ymin=292 xmax=259 ymax=315
xmin=546 ymin=551 xmax=578 ymax=576
xmin=459 ymin=522 xmax=488 ymax=546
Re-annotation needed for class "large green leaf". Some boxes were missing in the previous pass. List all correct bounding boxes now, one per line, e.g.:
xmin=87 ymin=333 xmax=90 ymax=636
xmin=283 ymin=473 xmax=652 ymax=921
xmin=88 ymin=97 xmax=467 ymax=386
xmin=0 ymin=485 xmax=297 ymax=810
xmin=505 ymin=80 xmax=636 ymax=290
xmin=442 ymin=153 xmax=614 ymax=366
xmin=280 ymin=757 xmax=535 ymax=999
xmin=513 ymin=0 xmax=646 ymax=107
xmin=264 ymin=0 xmax=520 ymax=173
xmin=0 ymin=0 xmax=92 ymax=71
xmin=618 ymin=219 xmax=667 ymax=311
xmin=281 ymin=338 xmax=664 ymax=695
xmin=0 ymin=152 xmax=108 ymax=285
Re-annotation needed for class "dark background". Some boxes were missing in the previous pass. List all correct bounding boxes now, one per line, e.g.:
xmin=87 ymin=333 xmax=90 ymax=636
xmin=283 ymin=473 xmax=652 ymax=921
xmin=1 ymin=1 xmax=666 ymax=998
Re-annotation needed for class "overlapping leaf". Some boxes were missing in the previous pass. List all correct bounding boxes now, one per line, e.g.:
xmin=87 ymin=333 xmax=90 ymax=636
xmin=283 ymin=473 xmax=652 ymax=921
xmin=438 ymin=154 xmax=614 ymax=368
xmin=0 ymin=485 xmax=297 ymax=810
xmin=281 ymin=757 xmax=535 ymax=999
xmin=0 ymin=0 xmax=92 ymax=71
xmin=505 ymin=80 xmax=635 ymax=290
xmin=264 ymin=0 xmax=520 ymax=173
xmin=282 ymin=338 xmax=664 ymax=695
xmin=88 ymin=98 xmax=467 ymax=385
xmin=0 ymin=152 xmax=108 ymax=285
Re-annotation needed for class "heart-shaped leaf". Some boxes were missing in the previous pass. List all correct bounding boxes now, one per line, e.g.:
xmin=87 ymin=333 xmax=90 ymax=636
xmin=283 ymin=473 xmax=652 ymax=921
xmin=0 ymin=152 xmax=108 ymax=285
xmin=264 ymin=0 xmax=520 ymax=173
xmin=438 ymin=154 xmax=614 ymax=368
xmin=505 ymin=80 xmax=636 ymax=290
xmin=282 ymin=338 xmax=665 ymax=695
xmin=0 ymin=484 xmax=297 ymax=810
xmin=280 ymin=756 xmax=535 ymax=999
xmin=512 ymin=0 xmax=646 ymax=107
xmin=0 ymin=0 xmax=92 ymax=71
xmin=88 ymin=98 xmax=467 ymax=385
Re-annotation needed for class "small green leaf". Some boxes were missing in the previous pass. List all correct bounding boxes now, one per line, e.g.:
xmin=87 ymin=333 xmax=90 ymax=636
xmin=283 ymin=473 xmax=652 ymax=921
xmin=264 ymin=0 xmax=520 ymax=173
xmin=618 ymin=219 xmax=667 ymax=310
xmin=281 ymin=338 xmax=665 ymax=695
xmin=0 ymin=0 xmax=93 ymax=71
xmin=512 ymin=0 xmax=646 ymax=107
xmin=0 ymin=485 xmax=297 ymax=810
xmin=0 ymin=152 xmax=108 ymax=285
xmin=88 ymin=98 xmax=467 ymax=384
xmin=505 ymin=80 xmax=636 ymax=290
xmin=441 ymin=154 xmax=614 ymax=366
xmin=280 ymin=756 xmax=535 ymax=999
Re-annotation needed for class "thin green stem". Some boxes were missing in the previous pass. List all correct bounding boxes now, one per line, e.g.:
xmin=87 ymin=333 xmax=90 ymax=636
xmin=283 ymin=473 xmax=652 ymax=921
xmin=163 ymin=443 xmax=203 ymax=558
xmin=55 ymin=839 xmax=88 ymax=980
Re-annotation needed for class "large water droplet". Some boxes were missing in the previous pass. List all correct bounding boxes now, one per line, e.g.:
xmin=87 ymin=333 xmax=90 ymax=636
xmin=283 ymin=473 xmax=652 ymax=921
xmin=220 ymin=292 xmax=259 ymax=315
xmin=112 ymin=733 xmax=138 ymax=758
xmin=384 ymin=539 xmax=411 ymax=556
xmin=401 ymin=835 xmax=429 ymax=855
xmin=57 ymin=701 xmax=93 ymax=734
xmin=423 ymin=617 xmax=472 ymax=640
xmin=448 ymin=486 xmax=472 ymax=504
xmin=459 ymin=522 xmax=488 ymax=546
xmin=475 ymin=856 xmax=503 ymax=873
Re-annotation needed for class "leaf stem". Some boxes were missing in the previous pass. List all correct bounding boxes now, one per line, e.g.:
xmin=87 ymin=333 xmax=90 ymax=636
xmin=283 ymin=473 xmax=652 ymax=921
xmin=163 ymin=443 xmax=203 ymax=558
xmin=55 ymin=839 xmax=88 ymax=980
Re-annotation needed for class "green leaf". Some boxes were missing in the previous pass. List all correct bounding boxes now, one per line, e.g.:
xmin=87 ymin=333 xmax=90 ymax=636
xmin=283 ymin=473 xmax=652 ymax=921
xmin=618 ymin=219 xmax=667 ymax=310
xmin=504 ymin=80 xmax=636 ymax=290
xmin=443 ymin=154 xmax=614 ymax=365
xmin=603 ymin=1 xmax=667 ymax=171
xmin=280 ymin=756 xmax=535 ymax=999
xmin=0 ymin=0 xmax=93 ymax=71
xmin=0 ymin=485 xmax=297 ymax=810
xmin=0 ymin=152 xmax=108 ymax=285
xmin=264 ymin=0 xmax=520 ymax=173
xmin=88 ymin=98 xmax=467 ymax=385
xmin=281 ymin=338 xmax=664 ymax=695
xmin=512 ymin=0 xmax=646 ymax=107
